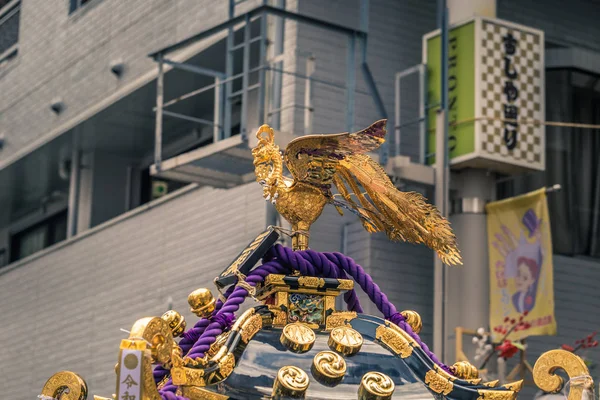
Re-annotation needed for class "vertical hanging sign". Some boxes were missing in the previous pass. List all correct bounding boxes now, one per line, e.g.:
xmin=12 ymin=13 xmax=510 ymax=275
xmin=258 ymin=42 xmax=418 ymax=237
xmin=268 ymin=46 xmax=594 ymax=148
xmin=116 ymin=349 xmax=143 ymax=400
xmin=423 ymin=17 xmax=544 ymax=173
xmin=486 ymin=188 xmax=556 ymax=342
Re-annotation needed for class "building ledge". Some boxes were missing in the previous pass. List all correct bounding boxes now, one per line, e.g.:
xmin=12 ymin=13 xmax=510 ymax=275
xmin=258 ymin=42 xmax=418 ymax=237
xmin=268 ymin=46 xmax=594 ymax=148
xmin=386 ymin=155 xmax=435 ymax=186
xmin=150 ymin=128 xmax=296 ymax=188
xmin=0 ymin=183 xmax=201 ymax=276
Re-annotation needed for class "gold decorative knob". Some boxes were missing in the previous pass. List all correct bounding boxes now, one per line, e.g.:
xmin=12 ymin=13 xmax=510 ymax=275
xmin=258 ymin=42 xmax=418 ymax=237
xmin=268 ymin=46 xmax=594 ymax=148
xmin=272 ymin=366 xmax=310 ymax=399
xmin=161 ymin=310 xmax=187 ymax=337
xmin=188 ymin=288 xmax=216 ymax=318
xmin=311 ymin=351 xmax=346 ymax=386
xmin=358 ymin=372 xmax=395 ymax=400
xmin=328 ymin=326 xmax=363 ymax=356
xmin=280 ymin=322 xmax=316 ymax=353
xmin=451 ymin=361 xmax=479 ymax=380
xmin=400 ymin=310 xmax=422 ymax=334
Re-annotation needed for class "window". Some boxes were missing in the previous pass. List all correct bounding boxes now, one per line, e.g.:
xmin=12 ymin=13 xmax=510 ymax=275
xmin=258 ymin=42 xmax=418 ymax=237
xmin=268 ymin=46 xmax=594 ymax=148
xmin=497 ymin=69 xmax=600 ymax=257
xmin=69 ymin=0 xmax=94 ymax=14
xmin=9 ymin=210 xmax=67 ymax=262
xmin=0 ymin=0 xmax=20 ymax=62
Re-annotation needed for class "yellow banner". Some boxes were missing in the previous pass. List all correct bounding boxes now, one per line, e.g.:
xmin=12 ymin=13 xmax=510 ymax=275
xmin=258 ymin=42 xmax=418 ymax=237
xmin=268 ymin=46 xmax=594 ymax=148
xmin=486 ymin=188 xmax=556 ymax=342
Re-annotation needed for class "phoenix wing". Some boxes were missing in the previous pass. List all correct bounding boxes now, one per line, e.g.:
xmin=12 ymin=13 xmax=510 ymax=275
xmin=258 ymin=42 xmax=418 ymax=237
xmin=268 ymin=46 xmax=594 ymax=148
xmin=284 ymin=119 xmax=387 ymax=186
xmin=335 ymin=153 xmax=462 ymax=265
xmin=283 ymin=119 xmax=461 ymax=265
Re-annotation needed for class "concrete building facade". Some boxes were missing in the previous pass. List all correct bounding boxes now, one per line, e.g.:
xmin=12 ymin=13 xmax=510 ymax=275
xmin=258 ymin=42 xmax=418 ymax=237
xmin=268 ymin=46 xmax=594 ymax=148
xmin=1 ymin=0 xmax=599 ymax=398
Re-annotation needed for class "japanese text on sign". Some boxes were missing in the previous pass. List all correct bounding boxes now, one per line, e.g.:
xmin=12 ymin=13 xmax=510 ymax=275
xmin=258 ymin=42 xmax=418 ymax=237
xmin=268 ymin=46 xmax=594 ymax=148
xmin=502 ymin=33 xmax=519 ymax=150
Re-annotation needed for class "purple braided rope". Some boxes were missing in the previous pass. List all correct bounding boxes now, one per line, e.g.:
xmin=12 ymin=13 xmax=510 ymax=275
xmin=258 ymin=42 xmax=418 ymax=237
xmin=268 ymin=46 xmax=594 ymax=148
xmin=157 ymin=243 xmax=452 ymax=398
xmin=153 ymin=285 xmax=236 ymax=383
xmin=264 ymin=245 xmax=364 ymax=312
xmin=158 ymin=261 xmax=289 ymax=397
xmin=270 ymin=245 xmax=453 ymax=375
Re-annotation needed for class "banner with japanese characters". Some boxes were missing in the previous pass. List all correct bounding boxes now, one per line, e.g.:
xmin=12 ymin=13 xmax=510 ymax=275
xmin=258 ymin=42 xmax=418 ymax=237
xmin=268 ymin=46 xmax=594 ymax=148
xmin=424 ymin=17 xmax=544 ymax=173
xmin=117 ymin=349 xmax=143 ymax=400
xmin=486 ymin=188 xmax=556 ymax=342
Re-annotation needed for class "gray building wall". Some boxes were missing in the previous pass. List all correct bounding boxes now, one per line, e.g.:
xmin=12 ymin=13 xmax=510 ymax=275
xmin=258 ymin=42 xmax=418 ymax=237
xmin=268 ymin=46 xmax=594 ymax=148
xmin=0 ymin=0 xmax=266 ymax=168
xmin=498 ymin=0 xmax=600 ymax=51
xmin=0 ymin=183 xmax=267 ymax=399
xmin=292 ymin=0 xmax=437 ymax=160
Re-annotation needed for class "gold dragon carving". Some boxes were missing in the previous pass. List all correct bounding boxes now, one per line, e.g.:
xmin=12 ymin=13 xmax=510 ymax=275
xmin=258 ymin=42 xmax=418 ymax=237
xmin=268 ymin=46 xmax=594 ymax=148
xmin=251 ymin=120 xmax=461 ymax=265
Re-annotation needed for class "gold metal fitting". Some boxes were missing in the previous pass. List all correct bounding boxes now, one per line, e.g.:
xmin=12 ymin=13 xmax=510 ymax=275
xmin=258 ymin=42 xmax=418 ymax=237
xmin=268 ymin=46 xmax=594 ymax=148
xmin=272 ymin=366 xmax=310 ymax=399
xmin=358 ymin=371 xmax=395 ymax=400
xmin=41 ymin=371 xmax=88 ymax=400
xmin=311 ymin=351 xmax=346 ymax=386
xmin=188 ymin=288 xmax=216 ymax=318
xmin=161 ymin=310 xmax=187 ymax=337
xmin=328 ymin=326 xmax=363 ymax=356
xmin=451 ymin=361 xmax=479 ymax=380
xmin=280 ymin=322 xmax=316 ymax=353
xmin=400 ymin=310 xmax=422 ymax=334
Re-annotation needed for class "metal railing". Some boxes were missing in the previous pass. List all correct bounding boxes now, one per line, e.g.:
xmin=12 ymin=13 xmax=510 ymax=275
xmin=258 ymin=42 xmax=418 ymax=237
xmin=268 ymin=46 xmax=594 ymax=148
xmin=149 ymin=3 xmax=388 ymax=173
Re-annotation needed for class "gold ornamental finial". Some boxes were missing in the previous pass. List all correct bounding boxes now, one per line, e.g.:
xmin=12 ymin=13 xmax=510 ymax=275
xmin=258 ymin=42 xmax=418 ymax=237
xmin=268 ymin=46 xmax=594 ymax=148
xmin=400 ymin=310 xmax=423 ymax=334
xmin=451 ymin=361 xmax=479 ymax=380
xmin=161 ymin=310 xmax=187 ymax=337
xmin=187 ymin=288 xmax=216 ymax=318
xmin=251 ymin=121 xmax=462 ymax=264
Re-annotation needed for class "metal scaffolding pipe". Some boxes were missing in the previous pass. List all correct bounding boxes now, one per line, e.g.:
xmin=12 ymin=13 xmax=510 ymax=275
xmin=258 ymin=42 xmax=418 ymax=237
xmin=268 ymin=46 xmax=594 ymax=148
xmin=66 ymin=130 xmax=81 ymax=239
xmin=266 ymin=66 xmax=371 ymax=95
xmin=433 ymin=0 xmax=450 ymax=361
xmin=163 ymin=59 xmax=225 ymax=78
xmin=230 ymin=35 xmax=262 ymax=51
xmin=214 ymin=76 xmax=221 ymax=142
xmin=224 ymin=0 xmax=235 ymax=139
xmin=304 ymin=56 xmax=315 ymax=135
xmin=229 ymin=83 xmax=260 ymax=98
xmin=159 ymin=82 xmax=219 ymax=110
xmin=267 ymin=104 xmax=310 ymax=116
xmin=154 ymin=54 xmax=164 ymax=171
xmin=269 ymin=0 xmax=285 ymax=130
xmin=162 ymin=110 xmax=216 ymax=127
xmin=419 ymin=64 xmax=427 ymax=164
xmin=257 ymin=13 xmax=267 ymax=126
xmin=149 ymin=6 xmax=366 ymax=59
xmin=346 ymin=35 xmax=356 ymax=133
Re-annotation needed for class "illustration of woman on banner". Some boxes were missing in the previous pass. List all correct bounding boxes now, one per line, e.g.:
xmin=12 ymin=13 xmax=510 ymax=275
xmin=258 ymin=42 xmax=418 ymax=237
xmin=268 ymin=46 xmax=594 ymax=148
xmin=494 ymin=209 xmax=544 ymax=314
xmin=512 ymin=254 xmax=541 ymax=313
xmin=488 ymin=188 xmax=556 ymax=340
